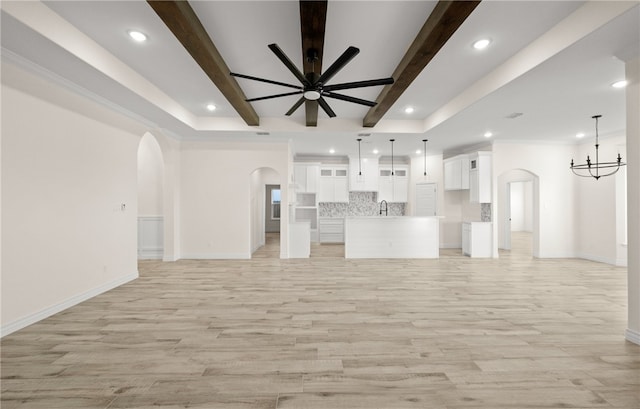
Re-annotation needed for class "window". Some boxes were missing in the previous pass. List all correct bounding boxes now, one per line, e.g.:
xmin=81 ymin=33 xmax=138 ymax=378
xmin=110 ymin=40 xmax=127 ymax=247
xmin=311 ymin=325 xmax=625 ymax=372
xmin=271 ymin=189 xmax=281 ymax=220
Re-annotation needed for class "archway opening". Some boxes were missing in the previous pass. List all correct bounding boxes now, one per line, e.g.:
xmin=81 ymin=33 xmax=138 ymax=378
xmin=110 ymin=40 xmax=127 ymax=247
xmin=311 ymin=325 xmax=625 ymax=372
xmin=137 ymin=133 xmax=164 ymax=260
xmin=250 ymin=167 xmax=281 ymax=258
xmin=497 ymin=169 xmax=540 ymax=258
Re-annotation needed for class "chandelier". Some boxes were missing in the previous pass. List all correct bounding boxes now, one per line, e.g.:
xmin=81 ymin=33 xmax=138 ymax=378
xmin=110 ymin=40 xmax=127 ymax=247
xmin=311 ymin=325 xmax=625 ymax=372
xmin=570 ymin=115 xmax=625 ymax=180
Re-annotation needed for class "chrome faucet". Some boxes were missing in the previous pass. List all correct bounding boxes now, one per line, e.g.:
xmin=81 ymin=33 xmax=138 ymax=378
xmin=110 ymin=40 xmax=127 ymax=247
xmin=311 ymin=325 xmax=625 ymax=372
xmin=379 ymin=200 xmax=388 ymax=216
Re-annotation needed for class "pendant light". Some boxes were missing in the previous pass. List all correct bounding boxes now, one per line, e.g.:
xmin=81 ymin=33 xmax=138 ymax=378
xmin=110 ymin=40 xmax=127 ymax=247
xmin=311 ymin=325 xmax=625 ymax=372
xmin=570 ymin=115 xmax=625 ymax=180
xmin=390 ymin=139 xmax=395 ymax=176
xmin=422 ymin=139 xmax=428 ymax=176
xmin=357 ymin=138 xmax=362 ymax=176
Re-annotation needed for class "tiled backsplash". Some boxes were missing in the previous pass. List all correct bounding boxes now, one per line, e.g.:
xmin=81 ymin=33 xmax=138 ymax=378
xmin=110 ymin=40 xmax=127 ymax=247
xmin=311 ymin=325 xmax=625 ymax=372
xmin=319 ymin=192 xmax=405 ymax=217
xmin=481 ymin=203 xmax=492 ymax=222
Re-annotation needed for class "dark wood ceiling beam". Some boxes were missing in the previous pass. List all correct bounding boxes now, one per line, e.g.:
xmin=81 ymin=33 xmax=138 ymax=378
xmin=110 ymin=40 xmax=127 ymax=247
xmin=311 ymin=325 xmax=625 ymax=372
xmin=147 ymin=0 xmax=259 ymax=126
xmin=363 ymin=0 xmax=482 ymax=128
xmin=300 ymin=0 xmax=327 ymax=127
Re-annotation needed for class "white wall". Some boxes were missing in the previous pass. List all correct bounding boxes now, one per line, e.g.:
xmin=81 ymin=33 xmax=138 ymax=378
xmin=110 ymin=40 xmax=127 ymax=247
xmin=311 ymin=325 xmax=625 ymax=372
xmin=137 ymin=133 xmax=164 ymax=216
xmin=1 ymin=70 xmax=140 ymax=335
xmin=573 ymin=134 xmax=626 ymax=265
xmin=510 ymin=180 xmax=533 ymax=232
xmin=179 ymin=142 xmax=289 ymax=259
xmin=493 ymin=142 xmax=575 ymax=258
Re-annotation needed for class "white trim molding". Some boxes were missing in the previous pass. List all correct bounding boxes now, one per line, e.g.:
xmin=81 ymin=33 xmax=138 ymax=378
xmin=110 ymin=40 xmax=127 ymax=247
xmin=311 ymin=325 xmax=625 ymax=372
xmin=1 ymin=272 xmax=138 ymax=338
xmin=625 ymin=328 xmax=640 ymax=345
xmin=180 ymin=253 xmax=251 ymax=260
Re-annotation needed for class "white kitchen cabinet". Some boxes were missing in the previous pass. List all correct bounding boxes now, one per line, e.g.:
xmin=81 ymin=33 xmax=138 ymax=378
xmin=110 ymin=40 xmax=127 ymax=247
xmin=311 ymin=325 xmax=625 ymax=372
xmin=319 ymin=217 xmax=345 ymax=243
xmin=462 ymin=222 xmax=492 ymax=257
xmin=443 ymin=154 xmax=469 ymax=190
xmin=348 ymin=155 xmax=379 ymax=192
xmin=318 ymin=165 xmax=349 ymax=203
xmin=378 ymin=165 xmax=408 ymax=202
xmin=469 ymin=152 xmax=492 ymax=203
xmin=294 ymin=163 xmax=319 ymax=193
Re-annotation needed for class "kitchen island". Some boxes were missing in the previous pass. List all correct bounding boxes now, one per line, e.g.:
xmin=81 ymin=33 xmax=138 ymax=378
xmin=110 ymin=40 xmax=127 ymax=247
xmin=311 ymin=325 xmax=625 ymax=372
xmin=344 ymin=216 xmax=441 ymax=258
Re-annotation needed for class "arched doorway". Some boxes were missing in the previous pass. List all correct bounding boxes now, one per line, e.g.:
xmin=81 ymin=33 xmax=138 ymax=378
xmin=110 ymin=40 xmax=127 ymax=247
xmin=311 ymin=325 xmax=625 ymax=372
xmin=249 ymin=167 xmax=282 ymax=258
xmin=137 ymin=133 xmax=164 ymax=259
xmin=497 ymin=169 xmax=540 ymax=258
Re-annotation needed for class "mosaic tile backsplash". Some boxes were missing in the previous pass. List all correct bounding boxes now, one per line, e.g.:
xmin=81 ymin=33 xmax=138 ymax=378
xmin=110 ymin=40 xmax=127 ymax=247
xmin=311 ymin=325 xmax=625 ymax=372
xmin=319 ymin=192 xmax=405 ymax=217
xmin=481 ymin=203 xmax=492 ymax=222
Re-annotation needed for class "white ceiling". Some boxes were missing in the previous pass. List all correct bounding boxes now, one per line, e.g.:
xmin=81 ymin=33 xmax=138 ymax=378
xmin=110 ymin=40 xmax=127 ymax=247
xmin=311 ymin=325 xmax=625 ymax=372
xmin=1 ymin=1 xmax=638 ymax=158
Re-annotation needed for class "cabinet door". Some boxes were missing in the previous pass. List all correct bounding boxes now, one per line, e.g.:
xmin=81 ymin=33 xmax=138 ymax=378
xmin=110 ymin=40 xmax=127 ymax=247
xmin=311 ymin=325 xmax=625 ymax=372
xmin=469 ymin=170 xmax=479 ymax=203
xmin=444 ymin=160 xmax=460 ymax=190
xmin=334 ymin=177 xmax=350 ymax=202
xmin=462 ymin=223 xmax=471 ymax=255
xmin=393 ymin=168 xmax=408 ymax=202
xmin=318 ymin=176 xmax=334 ymax=202
xmin=294 ymin=165 xmax=308 ymax=192
xmin=306 ymin=165 xmax=319 ymax=193
xmin=378 ymin=169 xmax=392 ymax=201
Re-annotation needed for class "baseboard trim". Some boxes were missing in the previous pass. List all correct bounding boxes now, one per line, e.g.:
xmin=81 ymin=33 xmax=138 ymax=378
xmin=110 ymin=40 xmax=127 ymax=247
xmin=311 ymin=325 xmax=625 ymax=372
xmin=576 ymin=252 xmax=618 ymax=266
xmin=0 ymin=271 xmax=138 ymax=338
xmin=625 ymin=328 xmax=640 ymax=345
xmin=181 ymin=253 xmax=251 ymax=260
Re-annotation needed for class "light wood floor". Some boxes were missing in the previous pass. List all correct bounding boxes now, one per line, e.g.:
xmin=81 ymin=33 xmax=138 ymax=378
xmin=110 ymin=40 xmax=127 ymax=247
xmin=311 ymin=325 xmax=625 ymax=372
xmin=2 ymin=232 xmax=638 ymax=408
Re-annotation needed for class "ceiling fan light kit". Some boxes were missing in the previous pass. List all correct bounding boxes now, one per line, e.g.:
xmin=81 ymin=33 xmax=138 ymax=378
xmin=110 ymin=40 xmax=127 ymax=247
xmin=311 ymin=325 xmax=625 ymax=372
xmin=230 ymin=43 xmax=394 ymax=119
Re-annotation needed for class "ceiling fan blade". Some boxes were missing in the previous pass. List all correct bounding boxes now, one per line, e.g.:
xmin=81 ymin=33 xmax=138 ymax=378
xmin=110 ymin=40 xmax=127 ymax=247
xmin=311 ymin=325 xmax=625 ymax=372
xmin=317 ymin=46 xmax=359 ymax=85
xmin=285 ymin=96 xmax=306 ymax=116
xmin=318 ymin=97 xmax=336 ymax=118
xmin=246 ymin=90 xmax=303 ymax=102
xmin=230 ymin=72 xmax=302 ymax=90
xmin=268 ymin=43 xmax=310 ymax=86
xmin=323 ymin=91 xmax=377 ymax=107
xmin=323 ymin=77 xmax=394 ymax=92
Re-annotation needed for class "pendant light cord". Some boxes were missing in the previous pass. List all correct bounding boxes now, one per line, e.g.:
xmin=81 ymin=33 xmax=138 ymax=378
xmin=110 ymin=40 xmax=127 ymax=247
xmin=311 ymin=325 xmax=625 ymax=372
xmin=423 ymin=139 xmax=428 ymax=176
xmin=357 ymin=138 xmax=362 ymax=176
xmin=390 ymin=139 xmax=395 ymax=176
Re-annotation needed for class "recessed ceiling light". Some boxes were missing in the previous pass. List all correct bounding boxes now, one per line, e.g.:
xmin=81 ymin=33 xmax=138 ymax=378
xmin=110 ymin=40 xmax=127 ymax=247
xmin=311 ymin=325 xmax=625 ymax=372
xmin=611 ymin=80 xmax=627 ymax=88
xmin=404 ymin=107 xmax=415 ymax=114
xmin=416 ymin=149 xmax=422 ymax=155
xmin=329 ymin=149 xmax=335 ymax=154
xmin=372 ymin=149 xmax=379 ymax=154
xmin=206 ymin=104 xmax=216 ymax=111
xmin=576 ymin=132 xmax=585 ymax=139
xmin=128 ymin=30 xmax=147 ymax=42
xmin=473 ymin=38 xmax=491 ymax=50
xmin=484 ymin=131 xmax=493 ymax=138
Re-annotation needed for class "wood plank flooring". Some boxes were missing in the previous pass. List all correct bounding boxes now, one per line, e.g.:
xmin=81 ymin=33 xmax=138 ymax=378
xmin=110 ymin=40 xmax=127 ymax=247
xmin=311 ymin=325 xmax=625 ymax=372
xmin=2 ymin=232 xmax=639 ymax=408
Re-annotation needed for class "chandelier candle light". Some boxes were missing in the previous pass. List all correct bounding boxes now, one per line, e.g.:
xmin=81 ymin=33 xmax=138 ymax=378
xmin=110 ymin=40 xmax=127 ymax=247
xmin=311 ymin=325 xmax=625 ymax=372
xmin=570 ymin=115 xmax=625 ymax=180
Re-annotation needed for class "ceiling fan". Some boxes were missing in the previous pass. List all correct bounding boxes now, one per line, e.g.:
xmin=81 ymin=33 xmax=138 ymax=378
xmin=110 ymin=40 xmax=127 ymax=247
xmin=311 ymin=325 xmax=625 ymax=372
xmin=230 ymin=44 xmax=394 ymax=118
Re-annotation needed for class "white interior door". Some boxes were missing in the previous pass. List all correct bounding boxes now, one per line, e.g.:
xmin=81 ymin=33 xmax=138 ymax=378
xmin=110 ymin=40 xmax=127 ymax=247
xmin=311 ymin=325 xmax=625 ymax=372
xmin=504 ymin=182 xmax=512 ymax=250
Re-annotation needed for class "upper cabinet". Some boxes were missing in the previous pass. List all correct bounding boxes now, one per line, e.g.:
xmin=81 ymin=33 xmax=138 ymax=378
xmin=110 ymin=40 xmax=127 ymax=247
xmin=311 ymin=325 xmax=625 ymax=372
xmin=443 ymin=154 xmax=469 ymax=190
xmin=348 ymin=155 xmax=379 ymax=192
xmin=293 ymin=163 xmax=319 ymax=193
xmin=318 ymin=165 xmax=349 ymax=203
xmin=378 ymin=165 xmax=409 ymax=202
xmin=469 ymin=152 xmax=492 ymax=203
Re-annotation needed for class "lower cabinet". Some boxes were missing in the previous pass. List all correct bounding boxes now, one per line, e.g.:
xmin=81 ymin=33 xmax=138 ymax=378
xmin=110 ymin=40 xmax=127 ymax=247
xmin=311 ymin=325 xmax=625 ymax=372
xmin=319 ymin=217 xmax=345 ymax=243
xmin=462 ymin=222 xmax=492 ymax=258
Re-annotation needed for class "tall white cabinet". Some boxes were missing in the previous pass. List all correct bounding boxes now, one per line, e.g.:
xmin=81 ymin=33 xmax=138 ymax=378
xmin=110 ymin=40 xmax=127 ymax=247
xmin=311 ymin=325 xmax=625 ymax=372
xmin=293 ymin=162 xmax=320 ymax=242
xmin=443 ymin=154 xmax=469 ymax=190
xmin=469 ymin=152 xmax=492 ymax=203
xmin=318 ymin=165 xmax=349 ymax=203
xmin=348 ymin=155 xmax=379 ymax=192
xmin=378 ymin=165 xmax=408 ymax=202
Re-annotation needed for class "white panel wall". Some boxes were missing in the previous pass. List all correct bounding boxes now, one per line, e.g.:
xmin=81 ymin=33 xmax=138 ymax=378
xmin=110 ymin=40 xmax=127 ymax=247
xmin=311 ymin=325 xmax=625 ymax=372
xmin=1 ymin=80 xmax=139 ymax=335
xmin=179 ymin=142 xmax=289 ymax=259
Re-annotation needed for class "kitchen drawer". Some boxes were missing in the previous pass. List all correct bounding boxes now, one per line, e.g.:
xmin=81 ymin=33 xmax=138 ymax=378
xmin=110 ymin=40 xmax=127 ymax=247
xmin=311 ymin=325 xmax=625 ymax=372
xmin=320 ymin=232 xmax=344 ymax=243
xmin=319 ymin=218 xmax=345 ymax=243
